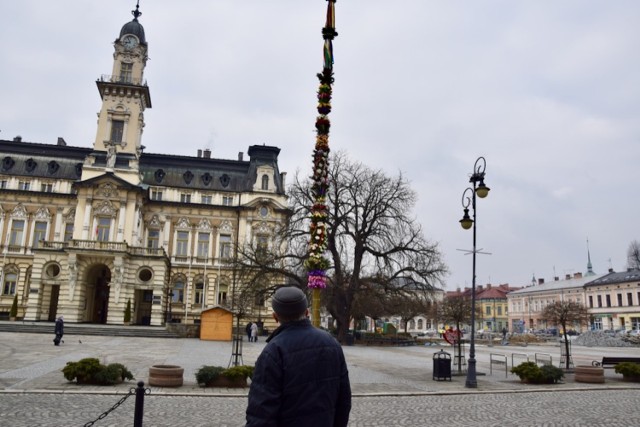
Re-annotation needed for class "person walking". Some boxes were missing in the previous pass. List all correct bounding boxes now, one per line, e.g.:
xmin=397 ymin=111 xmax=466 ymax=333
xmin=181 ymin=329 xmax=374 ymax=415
xmin=245 ymin=322 xmax=253 ymax=342
xmin=250 ymin=322 xmax=258 ymax=342
xmin=246 ymin=286 xmax=351 ymax=426
xmin=53 ymin=315 xmax=64 ymax=346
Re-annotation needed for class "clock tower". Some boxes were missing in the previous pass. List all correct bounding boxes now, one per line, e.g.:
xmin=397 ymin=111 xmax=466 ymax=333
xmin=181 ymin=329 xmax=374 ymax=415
xmin=88 ymin=2 xmax=151 ymax=183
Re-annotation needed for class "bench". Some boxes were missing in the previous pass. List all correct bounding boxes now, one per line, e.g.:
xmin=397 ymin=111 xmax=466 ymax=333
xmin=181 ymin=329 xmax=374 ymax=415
xmin=592 ymin=357 xmax=640 ymax=368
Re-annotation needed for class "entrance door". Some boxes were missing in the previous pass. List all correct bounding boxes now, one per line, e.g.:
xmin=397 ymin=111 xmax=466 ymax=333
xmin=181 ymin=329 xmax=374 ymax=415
xmin=48 ymin=285 xmax=60 ymax=321
xmin=93 ymin=278 xmax=110 ymax=324
xmin=136 ymin=289 xmax=153 ymax=325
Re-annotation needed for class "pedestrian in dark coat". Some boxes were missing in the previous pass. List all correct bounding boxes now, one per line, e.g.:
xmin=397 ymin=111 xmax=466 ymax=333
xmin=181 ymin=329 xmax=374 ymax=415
xmin=245 ymin=322 xmax=253 ymax=342
xmin=246 ymin=287 xmax=351 ymax=427
xmin=54 ymin=315 xmax=64 ymax=345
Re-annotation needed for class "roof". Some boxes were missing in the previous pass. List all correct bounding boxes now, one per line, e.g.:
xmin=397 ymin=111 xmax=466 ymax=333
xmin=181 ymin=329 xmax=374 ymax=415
xmin=508 ymin=273 xmax=606 ymax=295
xmin=585 ymin=269 xmax=640 ymax=287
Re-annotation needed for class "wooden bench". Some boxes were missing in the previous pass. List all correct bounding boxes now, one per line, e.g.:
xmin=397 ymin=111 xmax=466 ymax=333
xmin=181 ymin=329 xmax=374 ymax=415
xmin=592 ymin=357 xmax=640 ymax=368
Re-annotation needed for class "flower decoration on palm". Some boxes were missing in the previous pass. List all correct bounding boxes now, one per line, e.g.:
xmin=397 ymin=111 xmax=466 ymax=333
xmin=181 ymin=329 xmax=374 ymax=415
xmin=307 ymin=0 xmax=337 ymax=289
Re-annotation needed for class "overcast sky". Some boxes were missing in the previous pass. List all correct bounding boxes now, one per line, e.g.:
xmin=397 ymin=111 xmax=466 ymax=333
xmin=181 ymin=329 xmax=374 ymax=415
xmin=2 ymin=1 xmax=639 ymax=290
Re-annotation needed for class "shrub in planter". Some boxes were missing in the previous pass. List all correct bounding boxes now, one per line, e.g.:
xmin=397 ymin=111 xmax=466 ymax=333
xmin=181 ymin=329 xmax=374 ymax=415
xmin=511 ymin=361 xmax=564 ymax=384
xmin=195 ymin=365 xmax=254 ymax=387
xmin=614 ymin=362 xmax=640 ymax=381
xmin=63 ymin=358 xmax=134 ymax=385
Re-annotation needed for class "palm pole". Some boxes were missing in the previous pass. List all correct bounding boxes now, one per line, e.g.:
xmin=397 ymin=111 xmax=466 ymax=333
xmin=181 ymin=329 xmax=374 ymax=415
xmin=306 ymin=0 xmax=337 ymax=327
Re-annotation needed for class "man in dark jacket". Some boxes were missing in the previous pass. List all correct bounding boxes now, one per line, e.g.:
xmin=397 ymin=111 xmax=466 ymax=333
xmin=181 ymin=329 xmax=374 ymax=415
xmin=54 ymin=315 xmax=64 ymax=345
xmin=246 ymin=286 xmax=351 ymax=427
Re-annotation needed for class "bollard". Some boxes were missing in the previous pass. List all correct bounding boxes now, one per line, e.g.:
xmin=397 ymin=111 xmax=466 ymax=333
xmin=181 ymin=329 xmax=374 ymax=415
xmin=134 ymin=381 xmax=145 ymax=427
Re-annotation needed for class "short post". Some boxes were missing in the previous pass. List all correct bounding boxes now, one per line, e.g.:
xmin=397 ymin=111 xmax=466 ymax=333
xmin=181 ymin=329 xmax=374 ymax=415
xmin=133 ymin=381 xmax=145 ymax=427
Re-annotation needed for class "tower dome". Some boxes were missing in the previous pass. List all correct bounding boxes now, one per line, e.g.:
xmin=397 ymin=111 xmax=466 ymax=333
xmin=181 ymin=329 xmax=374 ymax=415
xmin=119 ymin=3 xmax=146 ymax=44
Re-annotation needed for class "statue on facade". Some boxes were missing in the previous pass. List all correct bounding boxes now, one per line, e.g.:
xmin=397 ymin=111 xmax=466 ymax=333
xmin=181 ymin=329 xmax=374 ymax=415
xmin=106 ymin=143 xmax=117 ymax=168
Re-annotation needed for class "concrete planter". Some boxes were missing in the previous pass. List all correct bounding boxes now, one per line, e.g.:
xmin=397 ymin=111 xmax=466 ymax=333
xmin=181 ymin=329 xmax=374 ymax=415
xmin=148 ymin=365 xmax=184 ymax=387
xmin=574 ymin=365 xmax=605 ymax=383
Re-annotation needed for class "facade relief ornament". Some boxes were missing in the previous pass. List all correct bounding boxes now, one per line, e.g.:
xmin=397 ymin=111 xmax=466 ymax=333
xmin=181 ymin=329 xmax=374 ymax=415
xmin=219 ymin=220 xmax=233 ymax=233
xmin=10 ymin=204 xmax=28 ymax=219
xmin=176 ymin=217 xmax=191 ymax=229
xmin=63 ymin=208 xmax=76 ymax=222
xmin=95 ymin=200 xmax=117 ymax=216
xmin=97 ymin=182 xmax=117 ymax=198
xmin=255 ymin=221 xmax=272 ymax=235
xmin=197 ymin=218 xmax=212 ymax=231
xmin=148 ymin=215 xmax=162 ymax=228
xmin=34 ymin=207 xmax=51 ymax=221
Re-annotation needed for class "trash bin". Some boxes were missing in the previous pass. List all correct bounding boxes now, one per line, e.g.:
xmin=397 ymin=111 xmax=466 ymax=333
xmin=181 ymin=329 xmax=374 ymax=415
xmin=433 ymin=350 xmax=452 ymax=381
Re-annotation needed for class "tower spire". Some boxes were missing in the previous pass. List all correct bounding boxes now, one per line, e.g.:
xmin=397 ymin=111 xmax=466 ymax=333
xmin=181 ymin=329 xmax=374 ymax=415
xmin=132 ymin=1 xmax=142 ymax=20
xmin=586 ymin=238 xmax=595 ymax=275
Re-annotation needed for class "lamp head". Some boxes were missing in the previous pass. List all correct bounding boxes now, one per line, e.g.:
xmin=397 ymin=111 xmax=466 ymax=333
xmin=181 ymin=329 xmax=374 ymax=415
xmin=460 ymin=208 xmax=473 ymax=230
xmin=476 ymin=181 xmax=490 ymax=198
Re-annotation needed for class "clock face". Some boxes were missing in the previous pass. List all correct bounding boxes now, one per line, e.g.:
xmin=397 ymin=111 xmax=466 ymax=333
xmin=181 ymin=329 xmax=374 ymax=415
xmin=123 ymin=35 xmax=138 ymax=50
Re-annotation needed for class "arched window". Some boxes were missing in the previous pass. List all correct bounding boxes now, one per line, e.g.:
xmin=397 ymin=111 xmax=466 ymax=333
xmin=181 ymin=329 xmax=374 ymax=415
xmin=261 ymin=174 xmax=269 ymax=190
xmin=417 ymin=319 xmax=424 ymax=329
xmin=409 ymin=320 xmax=415 ymax=330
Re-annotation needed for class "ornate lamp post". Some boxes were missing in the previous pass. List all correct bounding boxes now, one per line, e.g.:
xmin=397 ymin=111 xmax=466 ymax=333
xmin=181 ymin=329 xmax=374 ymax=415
xmin=459 ymin=156 xmax=490 ymax=388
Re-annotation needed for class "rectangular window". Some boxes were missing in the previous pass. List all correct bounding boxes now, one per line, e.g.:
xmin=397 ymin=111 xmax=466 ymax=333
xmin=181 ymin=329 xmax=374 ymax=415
xmin=151 ymin=190 xmax=163 ymax=201
xmin=180 ymin=193 xmax=191 ymax=203
xmin=2 ymin=273 xmax=17 ymax=295
xmin=147 ymin=229 xmax=160 ymax=249
xmin=96 ymin=217 xmax=111 ymax=242
xmin=588 ymin=296 xmax=593 ymax=308
xmin=0 ymin=180 xmax=7 ymax=189
xmin=597 ymin=295 xmax=602 ymax=308
xmin=606 ymin=295 xmax=611 ymax=308
xmin=18 ymin=181 xmax=30 ymax=191
xmin=172 ymin=283 xmax=184 ymax=303
xmin=64 ymin=223 xmax=74 ymax=242
xmin=197 ymin=232 xmax=210 ymax=258
xmin=628 ymin=293 xmax=634 ymax=306
xmin=9 ymin=220 xmax=25 ymax=246
xmin=485 ymin=306 xmax=491 ymax=315
xmin=617 ymin=294 xmax=623 ymax=307
xmin=219 ymin=234 xmax=232 ymax=259
xmin=176 ymin=231 xmax=189 ymax=256
xmin=40 ymin=183 xmax=53 ymax=192
xmin=32 ymin=221 xmax=47 ymax=247
xmin=110 ymin=120 xmax=124 ymax=143
xmin=201 ymin=195 xmax=212 ymax=204
xmin=119 ymin=62 xmax=133 ymax=83
xmin=194 ymin=283 xmax=204 ymax=305
xmin=218 ymin=290 xmax=228 ymax=305
xmin=497 ymin=306 xmax=503 ymax=316
xmin=222 ymin=196 xmax=233 ymax=206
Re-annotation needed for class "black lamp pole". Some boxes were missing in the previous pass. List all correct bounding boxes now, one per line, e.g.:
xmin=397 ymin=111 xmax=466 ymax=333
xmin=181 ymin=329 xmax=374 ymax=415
xmin=459 ymin=156 xmax=490 ymax=388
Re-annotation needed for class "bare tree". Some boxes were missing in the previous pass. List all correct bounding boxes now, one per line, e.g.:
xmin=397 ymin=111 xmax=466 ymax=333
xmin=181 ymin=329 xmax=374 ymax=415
xmin=438 ymin=295 xmax=480 ymax=372
xmin=627 ymin=240 xmax=640 ymax=270
xmin=385 ymin=294 xmax=435 ymax=333
xmin=542 ymin=301 xmax=590 ymax=369
xmin=232 ymin=151 xmax=447 ymax=342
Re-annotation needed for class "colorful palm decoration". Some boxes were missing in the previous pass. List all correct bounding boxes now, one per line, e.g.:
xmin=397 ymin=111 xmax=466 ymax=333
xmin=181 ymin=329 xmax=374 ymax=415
xmin=306 ymin=0 xmax=337 ymax=294
xmin=306 ymin=1 xmax=337 ymax=326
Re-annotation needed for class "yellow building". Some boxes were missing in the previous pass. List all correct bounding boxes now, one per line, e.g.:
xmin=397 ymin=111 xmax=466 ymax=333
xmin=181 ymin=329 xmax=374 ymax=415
xmin=0 ymin=5 xmax=288 ymax=328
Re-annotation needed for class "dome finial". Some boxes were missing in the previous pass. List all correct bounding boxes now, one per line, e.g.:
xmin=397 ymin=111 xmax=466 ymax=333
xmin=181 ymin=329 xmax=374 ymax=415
xmin=132 ymin=1 xmax=142 ymax=20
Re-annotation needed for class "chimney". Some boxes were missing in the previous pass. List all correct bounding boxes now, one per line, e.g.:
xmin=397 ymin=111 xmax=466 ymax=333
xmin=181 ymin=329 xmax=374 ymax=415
xmin=57 ymin=137 xmax=67 ymax=146
xmin=197 ymin=149 xmax=202 ymax=158
xmin=203 ymin=149 xmax=211 ymax=159
xmin=538 ymin=278 xmax=544 ymax=285
xmin=280 ymin=171 xmax=287 ymax=188
xmin=609 ymin=268 xmax=614 ymax=273
xmin=478 ymin=285 xmax=483 ymax=292
xmin=13 ymin=135 xmax=22 ymax=142
xmin=487 ymin=284 xmax=492 ymax=289
xmin=554 ymin=276 xmax=559 ymax=281
xmin=565 ymin=274 xmax=571 ymax=280
xmin=574 ymin=272 xmax=582 ymax=279
xmin=238 ymin=152 xmax=244 ymax=161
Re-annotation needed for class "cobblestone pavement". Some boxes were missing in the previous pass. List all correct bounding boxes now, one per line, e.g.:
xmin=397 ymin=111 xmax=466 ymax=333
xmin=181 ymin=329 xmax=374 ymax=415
xmin=2 ymin=390 xmax=640 ymax=426
xmin=1 ymin=331 xmax=640 ymax=425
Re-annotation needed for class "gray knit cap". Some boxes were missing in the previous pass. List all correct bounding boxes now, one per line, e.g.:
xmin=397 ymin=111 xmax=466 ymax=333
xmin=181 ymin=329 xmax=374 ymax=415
xmin=271 ymin=287 xmax=308 ymax=317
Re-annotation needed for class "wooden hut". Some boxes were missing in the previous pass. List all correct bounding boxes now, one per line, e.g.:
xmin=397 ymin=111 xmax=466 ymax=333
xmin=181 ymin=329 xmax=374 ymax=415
xmin=199 ymin=306 xmax=234 ymax=341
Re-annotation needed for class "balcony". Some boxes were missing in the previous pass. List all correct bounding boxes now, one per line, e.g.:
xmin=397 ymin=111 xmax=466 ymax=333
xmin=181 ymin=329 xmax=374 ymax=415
xmin=36 ymin=240 xmax=167 ymax=258
xmin=98 ymin=74 xmax=147 ymax=87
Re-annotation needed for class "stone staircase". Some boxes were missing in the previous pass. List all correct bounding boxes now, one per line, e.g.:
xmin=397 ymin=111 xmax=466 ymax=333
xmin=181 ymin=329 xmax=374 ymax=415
xmin=0 ymin=320 xmax=179 ymax=338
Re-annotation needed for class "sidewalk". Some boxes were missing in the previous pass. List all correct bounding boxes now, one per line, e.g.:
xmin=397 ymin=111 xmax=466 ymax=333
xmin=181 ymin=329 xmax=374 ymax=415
xmin=1 ymin=331 xmax=638 ymax=397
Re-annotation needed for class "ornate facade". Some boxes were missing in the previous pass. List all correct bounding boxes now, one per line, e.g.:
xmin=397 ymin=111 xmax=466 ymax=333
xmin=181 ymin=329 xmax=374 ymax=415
xmin=0 ymin=6 xmax=289 ymax=327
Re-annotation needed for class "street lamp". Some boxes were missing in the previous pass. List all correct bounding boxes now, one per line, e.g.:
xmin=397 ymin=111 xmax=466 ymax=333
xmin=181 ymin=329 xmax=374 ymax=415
xmin=460 ymin=156 xmax=490 ymax=388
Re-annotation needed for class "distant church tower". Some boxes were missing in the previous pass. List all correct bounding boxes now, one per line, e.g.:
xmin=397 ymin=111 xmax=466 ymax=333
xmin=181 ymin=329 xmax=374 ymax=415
xmin=86 ymin=2 xmax=151 ymax=183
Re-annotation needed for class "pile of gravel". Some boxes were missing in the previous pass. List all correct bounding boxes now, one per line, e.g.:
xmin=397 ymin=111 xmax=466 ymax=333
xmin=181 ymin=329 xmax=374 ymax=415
xmin=573 ymin=331 xmax=633 ymax=347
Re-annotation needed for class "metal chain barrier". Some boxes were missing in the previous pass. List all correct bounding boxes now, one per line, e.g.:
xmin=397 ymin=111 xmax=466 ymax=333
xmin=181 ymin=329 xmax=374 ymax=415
xmin=83 ymin=381 xmax=150 ymax=427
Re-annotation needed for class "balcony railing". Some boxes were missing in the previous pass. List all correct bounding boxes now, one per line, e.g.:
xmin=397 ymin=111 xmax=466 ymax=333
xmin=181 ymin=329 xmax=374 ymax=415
xmin=35 ymin=240 xmax=167 ymax=258
xmin=99 ymin=74 xmax=147 ymax=87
